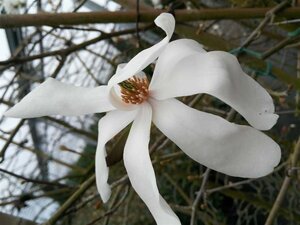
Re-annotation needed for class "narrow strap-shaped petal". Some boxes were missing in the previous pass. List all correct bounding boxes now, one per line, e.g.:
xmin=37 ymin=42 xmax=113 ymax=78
xmin=107 ymin=13 xmax=175 ymax=110
xmin=151 ymin=98 xmax=281 ymax=178
xmin=124 ymin=103 xmax=181 ymax=225
xmin=108 ymin=13 xmax=175 ymax=87
xmin=96 ymin=109 xmax=137 ymax=202
xmin=150 ymin=44 xmax=278 ymax=130
xmin=4 ymin=78 xmax=115 ymax=118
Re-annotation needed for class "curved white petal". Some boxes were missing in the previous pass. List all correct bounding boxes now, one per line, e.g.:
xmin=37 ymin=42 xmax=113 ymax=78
xmin=151 ymin=98 xmax=281 ymax=178
xmin=150 ymin=50 xmax=278 ymax=130
xmin=4 ymin=78 xmax=115 ymax=118
xmin=107 ymin=13 xmax=175 ymax=110
xmin=124 ymin=103 xmax=181 ymax=225
xmin=108 ymin=13 xmax=175 ymax=87
xmin=149 ymin=39 xmax=206 ymax=89
xmin=96 ymin=109 xmax=137 ymax=203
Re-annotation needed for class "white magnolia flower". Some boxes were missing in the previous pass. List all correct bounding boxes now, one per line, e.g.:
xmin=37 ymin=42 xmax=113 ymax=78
xmin=1 ymin=0 xmax=26 ymax=14
xmin=4 ymin=13 xmax=281 ymax=225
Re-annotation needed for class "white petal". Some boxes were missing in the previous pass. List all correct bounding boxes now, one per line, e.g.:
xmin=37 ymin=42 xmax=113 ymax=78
xmin=4 ymin=78 xmax=115 ymax=118
xmin=124 ymin=103 xmax=181 ymax=225
xmin=108 ymin=13 xmax=175 ymax=87
xmin=149 ymin=39 xmax=206 ymax=89
xmin=150 ymin=50 xmax=278 ymax=130
xmin=151 ymin=98 xmax=281 ymax=178
xmin=107 ymin=13 xmax=175 ymax=110
xmin=96 ymin=109 xmax=137 ymax=203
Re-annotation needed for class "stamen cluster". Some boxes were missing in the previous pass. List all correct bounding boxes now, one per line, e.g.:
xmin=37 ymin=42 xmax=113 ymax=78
xmin=119 ymin=76 xmax=149 ymax=104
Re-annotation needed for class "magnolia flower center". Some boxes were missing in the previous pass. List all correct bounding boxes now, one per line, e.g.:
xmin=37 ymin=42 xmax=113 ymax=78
xmin=119 ymin=76 xmax=149 ymax=104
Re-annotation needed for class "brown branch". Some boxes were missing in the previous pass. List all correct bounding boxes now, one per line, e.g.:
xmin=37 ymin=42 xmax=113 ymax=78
xmin=1 ymin=8 xmax=300 ymax=28
xmin=86 ymin=185 xmax=130 ymax=225
xmin=0 ymin=119 xmax=25 ymax=163
xmin=206 ymin=161 xmax=288 ymax=195
xmin=0 ymin=135 xmax=85 ymax=172
xmin=0 ymin=168 xmax=70 ymax=188
xmin=0 ymin=212 xmax=37 ymax=225
xmin=0 ymin=188 xmax=73 ymax=207
xmin=163 ymin=173 xmax=192 ymax=205
xmin=264 ymin=137 xmax=300 ymax=225
xmin=240 ymin=1 xmax=290 ymax=48
xmin=261 ymin=35 xmax=300 ymax=59
xmin=42 ymin=174 xmax=96 ymax=225
xmin=190 ymin=168 xmax=211 ymax=225
xmin=0 ymin=25 xmax=152 ymax=66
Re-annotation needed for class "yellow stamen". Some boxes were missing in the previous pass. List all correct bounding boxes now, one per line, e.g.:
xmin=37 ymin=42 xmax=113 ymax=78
xmin=119 ymin=76 xmax=149 ymax=104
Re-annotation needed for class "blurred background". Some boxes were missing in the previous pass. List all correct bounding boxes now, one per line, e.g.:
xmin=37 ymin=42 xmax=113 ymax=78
xmin=0 ymin=0 xmax=299 ymax=224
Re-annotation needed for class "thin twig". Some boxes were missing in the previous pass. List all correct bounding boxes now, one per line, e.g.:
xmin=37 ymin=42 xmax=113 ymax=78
xmin=0 ymin=168 xmax=70 ymax=188
xmin=0 ymin=135 xmax=85 ymax=172
xmin=0 ymin=119 xmax=25 ymax=163
xmin=206 ymin=179 xmax=255 ymax=194
xmin=42 ymin=174 xmax=96 ymax=225
xmin=163 ymin=173 xmax=192 ymax=205
xmin=0 ymin=25 xmax=153 ymax=66
xmin=207 ymin=161 xmax=288 ymax=194
xmin=190 ymin=168 xmax=211 ymax=225
xmin=264 ymin=137 xmax=300 ymax=225
xmin=261 ymin=35 xmax=300 ymax=59
xmin=240 ymin=1 xmax=290 ymax=48
xmin=89 ymin=185 xmax=130 ymax=225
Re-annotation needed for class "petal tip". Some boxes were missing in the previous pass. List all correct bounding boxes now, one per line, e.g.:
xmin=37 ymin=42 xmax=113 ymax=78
xmin=250 ymin=141 xmax=281 ymax=178
xmin=3 ymin=109 xmax=11 ymax=117
xmin=253 ymin=113 xmax=279 ymax=131
xmin=3 ymin=106 xmax=21 ymax=118
xmin=155 ymin=12 xmax=175 ymax=24
xmin=100 ymin=186 xmax=111 ymax=203
xmin=3 ymin=103 xmax=36 ymax=119
xmin=154 ymin=13 xmax=175 ymax=38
